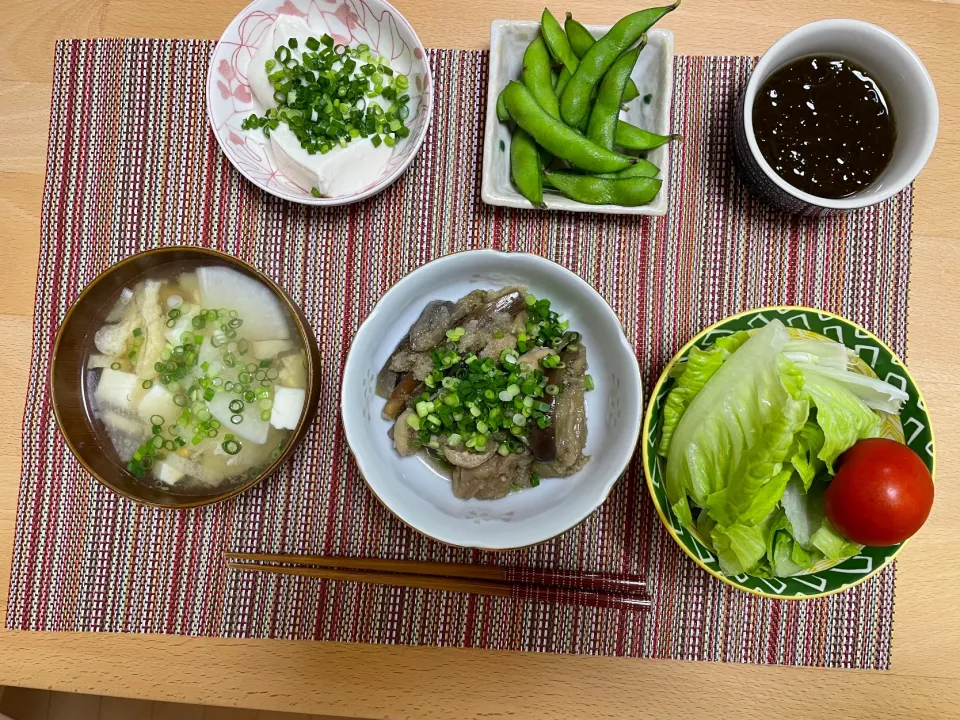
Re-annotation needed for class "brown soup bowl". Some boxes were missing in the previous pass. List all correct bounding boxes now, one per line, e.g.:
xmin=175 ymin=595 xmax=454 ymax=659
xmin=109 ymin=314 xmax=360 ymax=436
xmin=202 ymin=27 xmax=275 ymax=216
xmin=51 ymin=246 xmax=321 ymax=508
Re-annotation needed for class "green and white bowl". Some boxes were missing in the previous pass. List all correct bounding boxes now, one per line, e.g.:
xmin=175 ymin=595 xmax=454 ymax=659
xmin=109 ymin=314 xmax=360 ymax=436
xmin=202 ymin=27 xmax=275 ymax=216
xmin=642 ymin=306 xmax=936 ymax=600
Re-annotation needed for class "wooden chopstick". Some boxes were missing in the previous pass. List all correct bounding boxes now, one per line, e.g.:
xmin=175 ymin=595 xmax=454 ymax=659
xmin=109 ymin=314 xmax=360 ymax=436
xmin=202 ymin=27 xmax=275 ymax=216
xmin=228 ymin=562 xmax=651 ymax=611
xmin=225 ymin=552 xmax=647 ymax=595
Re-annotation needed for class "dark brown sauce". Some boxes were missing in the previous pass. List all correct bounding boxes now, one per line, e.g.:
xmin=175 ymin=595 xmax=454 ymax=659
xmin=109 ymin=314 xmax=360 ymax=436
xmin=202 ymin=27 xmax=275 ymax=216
xmin=753 ymin=55 xmax=897 ymax=199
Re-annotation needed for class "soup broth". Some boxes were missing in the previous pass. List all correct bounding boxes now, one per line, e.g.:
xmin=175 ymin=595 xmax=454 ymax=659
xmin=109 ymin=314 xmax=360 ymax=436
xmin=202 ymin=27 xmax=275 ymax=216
xmin=83 ymin=261 xmax=308 ymax=495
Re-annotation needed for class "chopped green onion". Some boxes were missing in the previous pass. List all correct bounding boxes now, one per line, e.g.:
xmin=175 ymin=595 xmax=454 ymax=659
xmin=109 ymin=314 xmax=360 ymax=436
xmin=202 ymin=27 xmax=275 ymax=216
xmin=530 ymin=473 xmax=540 ymax=487
xmin=110 ymin=362 xmax=121 ymax=370
xmin=585 ymin=374 xmax=595 ymax=391
xmin=222 ymin=439 xmax=241 ymax=455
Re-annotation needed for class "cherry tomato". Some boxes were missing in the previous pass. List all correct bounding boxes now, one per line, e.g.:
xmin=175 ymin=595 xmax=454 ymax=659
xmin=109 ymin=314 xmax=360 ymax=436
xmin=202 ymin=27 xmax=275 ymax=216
xmin=824 ymin=438 xmax=934 ymax=546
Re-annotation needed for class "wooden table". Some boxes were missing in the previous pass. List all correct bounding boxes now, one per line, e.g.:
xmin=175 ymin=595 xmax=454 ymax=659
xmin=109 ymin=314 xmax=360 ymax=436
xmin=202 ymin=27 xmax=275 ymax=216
xmin=1 ymin=0 xmax=958 ymax=717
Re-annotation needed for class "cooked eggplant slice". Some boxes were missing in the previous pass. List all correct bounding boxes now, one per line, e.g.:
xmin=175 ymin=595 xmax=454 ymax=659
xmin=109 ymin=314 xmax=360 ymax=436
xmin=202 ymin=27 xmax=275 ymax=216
xmin=409 ymin=301 xmax=458 ymax=352
xmin=382 ymin=373 xmax=423 ymax=420
xmin=529 ymin=366 xmax=560 ymax=462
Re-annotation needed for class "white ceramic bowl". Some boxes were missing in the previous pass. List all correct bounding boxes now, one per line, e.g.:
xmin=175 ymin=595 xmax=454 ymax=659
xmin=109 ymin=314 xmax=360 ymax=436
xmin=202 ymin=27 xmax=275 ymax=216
xmin=482 ymin=20 xmax=674 ymax=216
xmin=733 ymin=19 xmax=938 ymax=215
xmin=207 ymin=0 xmax=433 ymax=206
xmin=340 ymin=251 xmax=643 ymax=549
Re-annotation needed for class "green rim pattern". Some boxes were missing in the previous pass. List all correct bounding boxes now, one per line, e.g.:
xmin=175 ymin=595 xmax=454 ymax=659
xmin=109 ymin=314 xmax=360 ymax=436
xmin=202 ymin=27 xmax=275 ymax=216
xmin=643 ymin=307 xmax=935 ymax=599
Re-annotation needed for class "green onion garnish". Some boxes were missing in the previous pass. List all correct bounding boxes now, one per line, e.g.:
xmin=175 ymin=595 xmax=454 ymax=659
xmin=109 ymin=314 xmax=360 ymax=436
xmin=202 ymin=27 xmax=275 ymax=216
xmin=241 ymin=35 xmax=413 ymax=156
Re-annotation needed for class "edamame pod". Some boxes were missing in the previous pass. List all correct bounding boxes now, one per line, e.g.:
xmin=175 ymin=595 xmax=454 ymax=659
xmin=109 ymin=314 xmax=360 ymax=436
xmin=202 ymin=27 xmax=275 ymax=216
xmin=522 ymin=35 xmax=560 ymax=119
xmin=511 ymin=128 xmax=544 ymax=206
xmin=496 ymin=89 xmax=510 ymax=122
xmin=541 ymin=8 xmax=578 ymax=73
xmin=502 ymin=81 xmax=636 ymax=173
xmin=615 ymin=122 xmax=682 ymax=150
xmin=555 ymin=67 xmax=572 ymax=97
xmin=560 ymin=1 xmax=679 ymax=127
xmin=544 ymin=171 xmax=662 ymax=206
xmin=594 ymin=159 xmax=660 ymax=179
xmin=587 ymin=42 xmax=644 ymax=150
xmin=543 ymin=161 xmax=659 ymax=190
xmin=565 ymin=14 xmax=641 ymax=102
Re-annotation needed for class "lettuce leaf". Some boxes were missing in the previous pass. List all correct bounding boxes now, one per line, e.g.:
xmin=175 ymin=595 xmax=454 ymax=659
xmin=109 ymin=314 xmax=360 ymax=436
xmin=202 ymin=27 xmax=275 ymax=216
xmin=657 ymin=331 xmax=750 ymax=456
xmin=789 ymin=422 xmax=826 ymax=491
xmin=782 ymin=337 xmax=851 ymax=371
xmin=780 ymin=476 xmax=827 ymax=550
xmin=711 ymin=511 xmax=777 ymax=576
xmin=811 ymin=518 xmax=862 ymax=560
xmin=705 ymin=394 xmax=809 ymax=526
xmin=665 ymin=321 xmax=791 ymax=509
xmin=734 ymin=467 xmax=795 ymax=527
xmin=802 ymin=373 xmax=882 ymax=472
xmin=764 ymin=509 xmax=827 ymax=577
xmin=794 ymin=361 xmax=908 ymax=414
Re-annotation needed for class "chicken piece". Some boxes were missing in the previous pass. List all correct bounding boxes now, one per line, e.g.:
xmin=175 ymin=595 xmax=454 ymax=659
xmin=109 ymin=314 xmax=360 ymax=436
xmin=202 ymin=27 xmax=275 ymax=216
xmin=510 ymin=310 xmax=529 ymax=335
xmin=479 ymin=333 xmax=518 ymax=360
xmin=452 ymin=450 xmax=533 ymax=500
xmin=387 ymin=348 xmax=435 ymax=381
xmin=453 ymin=289 xmax=490 ymax=317
xmin=516 ymin=347 xmax=555 ymax=369
xmin=393 ymin=410 xmax=421 ymax=456
xmin=442 ymin=443 xmax=496 ymax=468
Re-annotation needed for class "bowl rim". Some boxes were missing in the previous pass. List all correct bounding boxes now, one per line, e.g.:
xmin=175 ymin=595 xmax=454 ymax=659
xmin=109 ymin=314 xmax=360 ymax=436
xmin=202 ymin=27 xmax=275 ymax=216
xmin=640 ymin=304 xmax=937 ymax=600
xmin=50 ymin=246 xmax=320 ymax=509
xmin=742 ymin=19 xmax=939 ymax=210
xmin=340 ymin=249 xmax=644 ymax=550
xmin=206 ymin=0 xmax=434 ymax=207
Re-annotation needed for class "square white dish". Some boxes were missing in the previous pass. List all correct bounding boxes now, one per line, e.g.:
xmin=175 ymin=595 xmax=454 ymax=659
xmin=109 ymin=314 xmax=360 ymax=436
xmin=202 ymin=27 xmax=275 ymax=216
xmin=481 ymin=20 xmax=674 ymax=216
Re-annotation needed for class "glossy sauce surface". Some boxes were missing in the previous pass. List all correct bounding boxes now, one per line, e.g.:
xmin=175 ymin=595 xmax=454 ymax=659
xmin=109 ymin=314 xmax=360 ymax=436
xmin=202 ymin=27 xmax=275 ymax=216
xmin=753 ymin=55 xmax=897 ymax=199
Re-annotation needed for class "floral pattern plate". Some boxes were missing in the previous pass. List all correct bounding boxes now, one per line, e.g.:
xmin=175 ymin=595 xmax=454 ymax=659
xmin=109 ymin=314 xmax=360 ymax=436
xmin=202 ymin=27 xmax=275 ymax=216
xmin=207 ymin=0 xmax=433 ymax=205
xmin=642 ymin=307 xmax=936 ymax=600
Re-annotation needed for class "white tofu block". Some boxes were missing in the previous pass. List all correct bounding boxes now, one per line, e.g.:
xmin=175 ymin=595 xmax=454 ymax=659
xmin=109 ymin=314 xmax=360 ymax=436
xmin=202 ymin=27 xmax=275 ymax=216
xmin=270 ymin=386 xmax=306 ymax=430
xmin=95 ymin=368 xmax=142 ymax=412
xmin=164 ymin=305 xmax=200 ymax=346
xmin=137 ymin=384 xmax=180 ymax=425
xmin=207 ymin=392 xmax=270 ymax=444
xmin=155 ymin=460 xmax=185 ymax=485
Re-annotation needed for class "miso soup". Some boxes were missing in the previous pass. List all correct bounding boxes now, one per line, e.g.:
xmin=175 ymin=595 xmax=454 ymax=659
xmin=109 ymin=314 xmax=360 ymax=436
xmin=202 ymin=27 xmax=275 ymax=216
xmin=83 ymin=262 xmax=308 ymax=495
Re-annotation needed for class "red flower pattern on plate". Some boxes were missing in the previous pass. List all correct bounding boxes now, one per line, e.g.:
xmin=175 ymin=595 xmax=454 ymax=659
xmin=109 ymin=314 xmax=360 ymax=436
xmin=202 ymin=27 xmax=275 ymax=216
xmin=276 ymin=0 xmax=307 ymax=16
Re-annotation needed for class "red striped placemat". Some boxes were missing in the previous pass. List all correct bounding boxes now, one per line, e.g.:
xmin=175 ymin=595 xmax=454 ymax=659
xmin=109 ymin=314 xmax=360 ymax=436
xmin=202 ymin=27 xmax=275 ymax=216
xmin=7 ymin=40 xmax=911 ymax=669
